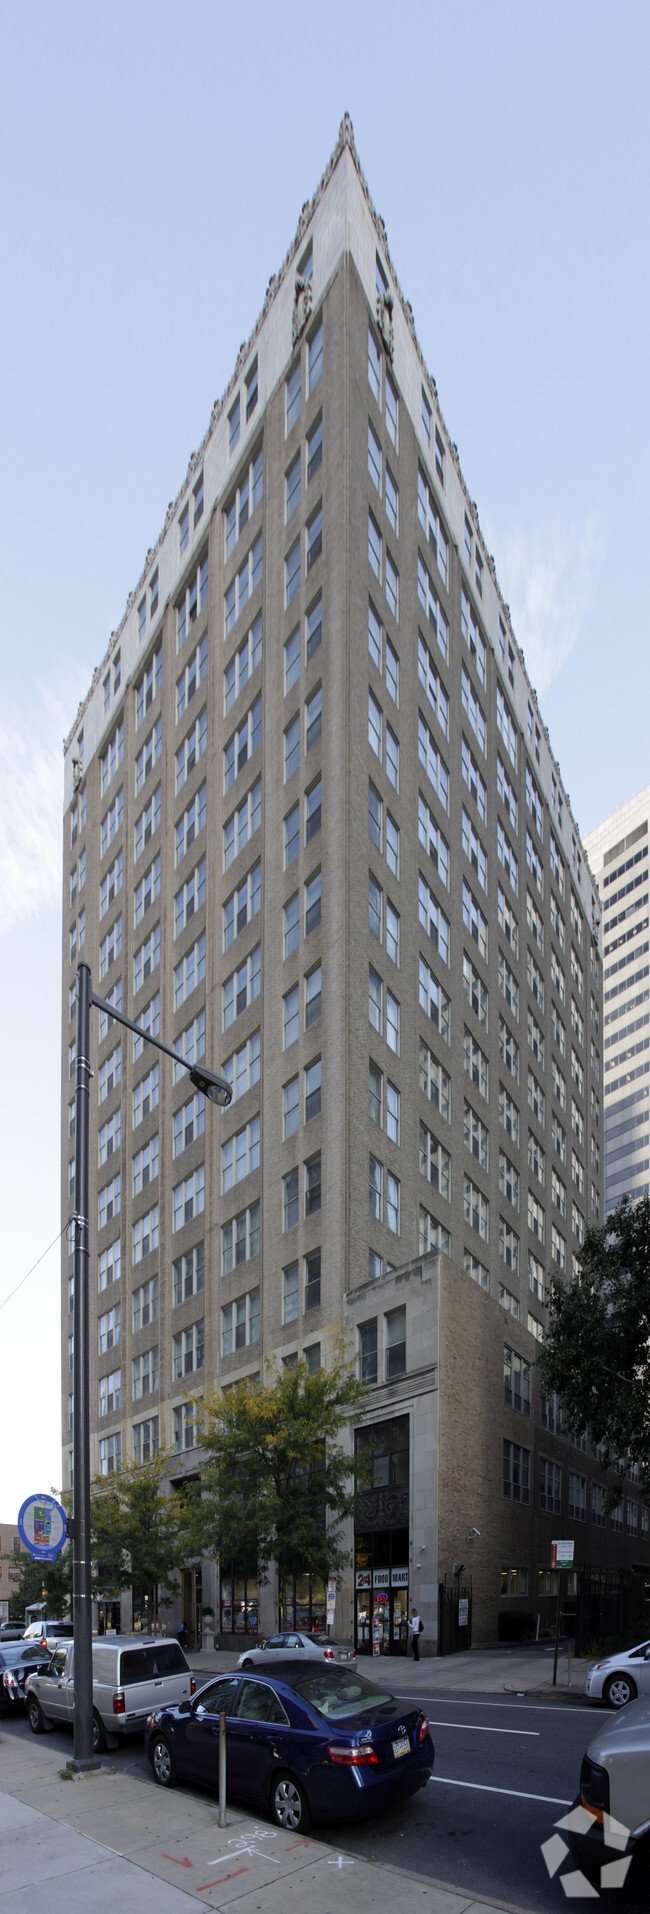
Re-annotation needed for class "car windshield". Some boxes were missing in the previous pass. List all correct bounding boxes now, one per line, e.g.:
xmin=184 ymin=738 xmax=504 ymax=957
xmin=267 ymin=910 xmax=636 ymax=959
xmin=0 ymin=1644 xmax=47 ymax=1667
xmin=295 ymin=1670 xmax=393 ymax=1719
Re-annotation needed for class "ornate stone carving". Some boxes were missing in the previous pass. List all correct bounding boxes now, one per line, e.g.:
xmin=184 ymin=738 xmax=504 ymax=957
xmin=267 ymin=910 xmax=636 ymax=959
xmin=292 ymin=272 xmax=313 ymax=345
xmin=376 ymin=288 xmax=394 ymax=361
xmin=354 ymin=1485 xmax=409 ymax=1533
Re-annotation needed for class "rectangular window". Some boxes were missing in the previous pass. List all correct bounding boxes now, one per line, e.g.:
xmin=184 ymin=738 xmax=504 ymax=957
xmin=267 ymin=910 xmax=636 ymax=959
xmin=221 ymin=1204 xmax=259 ymax=1277
xmin=462 ymin=808 xmax=487 ymax=891
xmin=221 ymin=1286 xmax=260 ymax=1356
xmin=229 ymin=395 xmax=241 ymax=452
xmin=224 ymin=695 xmax=262 ymax=791
xmin=99 ymin=915 xmax=123 ymax=979
xmin=417 ymin=552 xmax=449 ymax=660
xmin=420 ymin=958 xmax=451 ymax=1045
xmin=462 ymin=736 xmax=487 ymax=822
xmin=463 ymin=880 xmax=488 ymax=961
xmin=132 ymin=1276 xmax=159 ymax=1333
xmin=527 ymin=889 xmax=545 ymax=955
xmin=496 ymin=686 xmax=517 ymax=769
xmin=464 ymin=1099 xmax=489 ymax=1169
xmin=176 ymin=633 xmax=208 ymax=722
xmin=385 ymin=1304 xmax=406 ymax=1378
xmin=419 ymin=874 xmax=450 ymax=965
xmin=132 ymin=1206 xmax=159 ymax=1263
xmin=463 ymin=951 xmax=488 ymax=1028
xmin=100 ymin=851 xmax=123 ymax=919
xmin=419 ymin=1042 xmax=450 ymax=1121
xmin=499 ymin=1150 xmax=520 ymax=1210
xmin=132 ymin=1346 xmax=159 ymax=1399
xmin=418 ymin=712 xmax=450 ymax=812
xmin=133 ymin=1065 xmax=160 ymax=1133
xmin=418 ymin=472 xmax=449 ymax=589
xmin=419 ymin=1207 xmax=451 ymax=1256
xmin=100 ymin=721 xmax=124 ymax=795
xmin=283 ymin=1262 xmax=299 ymax=1324
xmin=222 ymin=860 xmax=261 ymax=950
xmin=133 ymin=922 xmax=160 ymax=993
xmin=504 ymin=1346 xmax=531 ymax=1414
xmin=420 ymin=1121 xmax=451 ymax=1198
xmin=418 ymin=633 xmax=449 ymax=738
xmin=173 ymin=933 xmax=206 ymax=1010
xmin=464 ymin=1177 xmax=489 ymax=1241
xmin=461 ymin=588 xmax=486 ymax=686
xmin=223 ymin=778 xmax=261 ymax=871
xmin=225 ymin=613 xmax=263 ymax=712
xmin=503 ymin=1440 xmax=529 ymax=1504
xmin=176 ymin=709 xmax=207 ymax=793
xmin=461 ymin=667 xmax=486 ymax=753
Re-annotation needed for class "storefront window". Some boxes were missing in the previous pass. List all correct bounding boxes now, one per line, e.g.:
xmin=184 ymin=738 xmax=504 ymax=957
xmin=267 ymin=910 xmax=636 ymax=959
xmin=279 ymin=1571 xmax=326 ymax=1633
xmin=220 ymin=1563 xmax=259 ymax=1635
xmin=355 ymin=1414 xmax=409 ymax=1487
xmin=354 ymin=1525 xmax=409 ymax=1656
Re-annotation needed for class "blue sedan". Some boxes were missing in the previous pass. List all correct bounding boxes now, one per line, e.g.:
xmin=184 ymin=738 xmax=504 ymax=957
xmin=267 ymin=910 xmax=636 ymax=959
xmin=146 ymin=1663 xmax=433 ymax=1832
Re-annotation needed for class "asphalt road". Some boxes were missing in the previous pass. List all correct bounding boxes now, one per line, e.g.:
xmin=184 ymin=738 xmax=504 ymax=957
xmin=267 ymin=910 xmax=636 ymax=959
xmin=2 ymin=1689 xmax=650 ymax=1912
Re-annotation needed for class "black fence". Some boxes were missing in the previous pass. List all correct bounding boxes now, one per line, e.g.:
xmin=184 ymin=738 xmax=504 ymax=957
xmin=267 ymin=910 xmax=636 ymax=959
xmin=438 ymin=1578 xmax=472 ymax=1655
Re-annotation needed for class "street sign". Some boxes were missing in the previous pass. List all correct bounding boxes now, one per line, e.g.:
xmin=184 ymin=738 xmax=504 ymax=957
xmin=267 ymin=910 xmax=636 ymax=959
xmin=17 ymin=1494 xmax=67 ymax=1564
xmin=458 ymin=1597 xmax=469 ymax=1627
xmin=326 ymin=1574 xmax=337 ymax=1624
xmin=551 ymin=1540 xmax=575 ymax=1569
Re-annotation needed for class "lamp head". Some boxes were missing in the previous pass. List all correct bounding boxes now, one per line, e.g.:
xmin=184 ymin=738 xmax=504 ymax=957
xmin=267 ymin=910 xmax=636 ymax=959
xmin=189 ymin=1064 xmax=232 ymax=1107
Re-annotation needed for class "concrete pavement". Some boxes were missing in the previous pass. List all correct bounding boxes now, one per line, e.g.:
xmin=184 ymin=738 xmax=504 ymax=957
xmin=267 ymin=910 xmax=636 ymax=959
xmin=188 ymin=1643 xmax=588 ymax=1697
xmin=0 ymin=1728 xmax=534 ymax=1914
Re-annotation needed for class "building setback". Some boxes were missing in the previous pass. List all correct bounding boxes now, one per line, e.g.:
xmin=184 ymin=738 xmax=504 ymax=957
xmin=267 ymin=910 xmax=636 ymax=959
xmin=61 ymin=118 xmax=649 ymax=1652
xmin=585 ymin=786 xmax=650 ymax=1216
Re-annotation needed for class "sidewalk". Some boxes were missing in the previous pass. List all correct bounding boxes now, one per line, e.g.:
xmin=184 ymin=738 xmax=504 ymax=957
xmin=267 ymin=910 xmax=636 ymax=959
xmin=188 ymin=1643 xmax=588 ymax=1698
xmin=0 ymin=1729 xmax=530 ymax=1914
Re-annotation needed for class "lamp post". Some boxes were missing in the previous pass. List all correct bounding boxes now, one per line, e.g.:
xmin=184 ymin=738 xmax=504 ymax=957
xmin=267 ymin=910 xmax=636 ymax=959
xmin=72 ymin=959 xmax=231 ymax=1766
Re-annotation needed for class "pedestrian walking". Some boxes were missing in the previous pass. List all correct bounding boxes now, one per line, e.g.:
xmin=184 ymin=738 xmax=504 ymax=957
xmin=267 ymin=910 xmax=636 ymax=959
xmin=408 ymin=1608 xmax=423 ymax=1660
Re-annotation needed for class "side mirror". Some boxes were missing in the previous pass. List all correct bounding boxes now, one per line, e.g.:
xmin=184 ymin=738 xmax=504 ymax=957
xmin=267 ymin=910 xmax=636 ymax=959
xmin=178 ymin=1698 xmax=191 ymax=1714
xmin=644 ymin=1649 xmax=650 ymax=1661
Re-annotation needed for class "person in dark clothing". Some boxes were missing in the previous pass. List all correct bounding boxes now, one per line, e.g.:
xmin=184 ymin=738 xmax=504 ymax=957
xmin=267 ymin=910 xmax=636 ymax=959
xmin=408 ymin=1609 xmax=422 ymax=1660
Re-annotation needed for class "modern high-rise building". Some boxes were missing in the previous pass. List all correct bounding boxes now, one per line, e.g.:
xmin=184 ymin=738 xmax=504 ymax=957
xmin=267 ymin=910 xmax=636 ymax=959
xmin=585 ymin=787 xmax=650 ymax=1216
xmin=61 ymin=118 xmax=648 ymax=1653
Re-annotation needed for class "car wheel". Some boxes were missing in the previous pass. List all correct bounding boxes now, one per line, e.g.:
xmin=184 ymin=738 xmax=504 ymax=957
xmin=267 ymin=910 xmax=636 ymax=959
xmin=270 ymin=1771 xmax=311 ymax=1833
xmin=241 ymin=1657 xmax=255 ymax=1671
xmin=150 ymin=1734 xmax=177 ymax=1788
xmin=27 ymin=1696 xmax=45 ymax=1735
xmin=93 ymin=1710 xmax=107 ymax=1753
xmin=604 ymin=1673 xmax=637 ymax=1709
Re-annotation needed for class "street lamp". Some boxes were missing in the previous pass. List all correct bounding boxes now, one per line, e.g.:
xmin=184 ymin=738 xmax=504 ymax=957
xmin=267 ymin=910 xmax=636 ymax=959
xmin=71 ymin=960 xmax=231 ymax=1767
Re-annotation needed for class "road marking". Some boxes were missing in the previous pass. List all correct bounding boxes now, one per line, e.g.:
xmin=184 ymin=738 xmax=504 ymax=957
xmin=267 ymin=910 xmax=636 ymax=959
xmin=427 ymin=1720 xmax=539 ymax=1737
xmin=198 ymin=1869 xmax=248 ymax=1890
xmin=394 ymin=1694 xmax=607 ymax=1717
xmin=429 ymin=1777 xmax=572 ymax=1805
xmin=162 ymin=1856 xmax=193 ymax=1867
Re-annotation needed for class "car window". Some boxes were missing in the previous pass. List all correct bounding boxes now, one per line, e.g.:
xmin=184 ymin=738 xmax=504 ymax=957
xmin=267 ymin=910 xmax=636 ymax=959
xmin=296 ymin=1670 xmax=392 ymax=1719
xmin=263 ymin=1635 xmax=286 ymax=1649
xmin=285 ymin=1634 xmax=302 ymax=1648
xmin=119 ymin=1648 xmax=157 ymax=1685
xmin=196 ymin=1678 xmax=239 ymax=1717
xmin=49 ymin=1647 xmax=68 ymax=1677
xmin=92 ymin=1648 xmax=118 ymax=1683
xmin=628 ymin=1641 xmax=650 ymax=1659
xmin=152 ymin=1644 xmax=188 ymax=1675
xmin=234 ymin=1679 xmax=289 ymax=1724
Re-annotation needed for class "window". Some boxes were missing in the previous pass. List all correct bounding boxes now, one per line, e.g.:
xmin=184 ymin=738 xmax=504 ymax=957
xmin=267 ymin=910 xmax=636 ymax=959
xmin=418 ymin=552 xmax=449 ymax=660
xmin=133 ymin=787 xmax=160 ymax=863
xmin=527 ymin=1009 xmax=545 ymax=1068
xmin=133 ymin=922 xmax=160 ymax=994
xmin=500 ymin=1150 xmax=520 ymax=1211
xmin=498 ymin=885 xmax=519 ymax=959
xmin=222 ymin=1287 xmax=260 ymax=1356
xmin=549 ymin=832 xmax=565 ymax=895
xmin=225 ymin=614 xmax=263 ymax=712
xmin=461 ymin=589 xmax=486 ymax=686
xmin=229 ymin=394 xmax=241 ymax=453
xmin=305 ymin=1152 xmax=321 ymax=1217
xmin=176 ymin=556 xmax=209 ymax=652
xmin=306 ymin=415 xmax=323 ymax=485
xmin=385 ymin=1305 xmax=406 ymax=1378
xmin=499 ymin=1084 xmax=520 ymax=1146
xmin=386 ymin=466 xmax=398 ymax=535
xmin=420 ymin=1122 xmax=451 ymax=1198
xmin=173 ymin=1090 xmax=206 ymax=1156
xmin=99 ymin=1434 xmax=121 ymax=1475
xmin=223 ymin=779 xmax=261 ymax=872
xmin=368 ymin=326 xmax=381 ymax=403
xmin=526 ymin=765 xmax=544 ymax=838
xmin=526 ymin=831 xmax=544 ymax=897
xmin=463 ymin=952 xmax=488 ymax=1028
xmin=100 ymin=851 xmax=122 ymax=918
xmin=305 ymin=686 xmax=322 ymax=751
xmin=305 ymin=1058 xmax=321 ymax=1122
xmin=223 ymin=1030 xmax=261 ymax=1106
xmin=463 ymin=880 xmax=488 ymax=961
xmin=385 ymin=551 xmax=398 ymax=620
xmin=465 ymin=1250 xmax=489 ymax=1291
xmin=464 ymin=1028 xmax=488 ymax=1098
xmin=385 ymin=371 xmax=398 ymax=446
xmin=99 ymin=1305 xmax=121 ymax=1353
xmin=221 ymin=1120 xmax=260 ymax=1192
xmin=133 ymin=1346 xmax=159 ymax=1398
xmin=359 ymin=1318 xmax=378 ymax=1385
xmin=305 ymin=869 xmax=321 ymax=936
xmin=386 ymin=989 xmax=399 ymax=1054
xmin=462 ymin=735 xmax=487 ymax=822
xmin=224 ymin=696 xmax=262 ymax=792
xmin=304 ymin=1248 xmax=321 ymax=1311
xmin=368 ymin=511 xmax=381 ymax=582
xmin=132 ymin=1276 xmax=158 ymax=1333
xmin=464 ymin=1177 xmax=489 ymax=1241
xmin=173 ymin=1010 xmax=205 ymax=1086
xmin=500 ymin=1217 xmax=519 ymax=1273
xmin=504 ymin=1346 xmax=531 ymax=1414
xmin=418 ymin=712 xmax=449 ymax=811
xmin=99 ymin=1238 xmax=121 ymax=1292
xmin=568 ymin=1473 xmax=586 ymax=1521
xmin=176 ymin=709 xmax=207 ymax=793
xmin=551 ymin=893 xmax=566 ymax=951
xmin=528 ymin=1129 xmax=546 ymax=1185
xmin=308 ymin=321 xmax=323 ymax=392
xmin=221 ymin=1205 xmax=260 ymax=1275
xmin=540 ymin=1459 xmax=562 ymax=1514
xmin=132 ymin=1205 xmax=159 ymax=1263
xmin=133 ymin=1416 xmax=159 ymax=1464
xmin=100 ymin=721 xmax=124 ymax=795
xmin=503 ymin=1441 xmax=530 ymax=1503
xmin=419 ymin=874 xmax=450 ymax=964
xmin=225 ymin=535 xmax=262 ymax=635
xmin=418 ymin=472 xmax=448 ymax=589
xmin=368 ymin=421 xmax=381 ymax=492
xmin=225 ymin=452 xmax=263 ymax=558
xmin=133 ymin=990 xmax=160 ymax=1060
xmin=419 ymin=1207 xmax=451 ymax=1255
xmin=496 ymin=686 xmax=517 ymax=769
xmin=176 ymin=785 xmax=207 ymax=869
xmin=174 ymin=857 xmax=206 ymax=937
xmin=463 ymin=808 xmax=487 ymax=891
xmin=464 ymin=1100 xmax=489 ymax=1169
xmin=306 ymin=595 xmax=322 ymax=663
xmin=462 ymin=667 xmax=486 ymax=753
xmin=527 ymin=889 xmax=545 ymax=955
xmin=223 ymin=860 xmax=261 ymax=949
xmin=173 ymin=1320 xmax=204 ymax=1379
xmin=176 ymin=633 xmax=207 ymax=722
xmin=498 ymin=951 xmax=519 ymax=1020
xmin=100 ymin=915 xmax=123 ymax=979
xmin=131 ymin=1133 xmax=159 ymax=1195
xmin=551 ymin=1222 xmax=567 ymax=1271
xmin=307 ymin=506 xmax=322 ymax=573
xmin=173 ymin=933 xmax=206 ymax=1010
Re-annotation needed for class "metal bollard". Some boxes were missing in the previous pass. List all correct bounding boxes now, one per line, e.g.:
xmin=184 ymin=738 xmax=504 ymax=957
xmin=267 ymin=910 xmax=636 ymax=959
xmin=218 ymin=1711 xmax=227 ymax=1827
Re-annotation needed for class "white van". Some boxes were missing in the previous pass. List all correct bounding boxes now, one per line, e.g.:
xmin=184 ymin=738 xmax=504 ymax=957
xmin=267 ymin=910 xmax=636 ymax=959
xmin=25 ymin=1635 xmax=195 ymax=1751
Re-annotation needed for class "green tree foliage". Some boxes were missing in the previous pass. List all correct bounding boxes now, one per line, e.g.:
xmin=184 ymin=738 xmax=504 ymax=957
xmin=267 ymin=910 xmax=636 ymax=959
xmin=198 ymin=1345 xmax=365 ymax=1594
xmin=5 ymin=1545 xmax=73 ymax=1620
xmin=89 ymin=1450 xmax=200 ymax=1620
xmin=539 ymin=1196 xmax=650 ymax=1491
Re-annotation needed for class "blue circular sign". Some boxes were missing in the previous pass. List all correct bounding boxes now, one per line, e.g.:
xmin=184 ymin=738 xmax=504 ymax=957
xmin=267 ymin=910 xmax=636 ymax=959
xmin=17 ymin=1494 xmax=67 ymax=1563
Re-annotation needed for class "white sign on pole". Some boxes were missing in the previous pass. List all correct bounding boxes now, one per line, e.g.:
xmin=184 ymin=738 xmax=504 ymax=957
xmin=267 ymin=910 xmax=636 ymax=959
xmin=551 ymin=1540 xmax=575 ymax=1569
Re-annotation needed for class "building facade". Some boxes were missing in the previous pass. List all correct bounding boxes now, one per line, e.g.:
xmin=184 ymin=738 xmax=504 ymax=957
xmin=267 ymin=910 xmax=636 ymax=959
xmin=61 ymin=118 xmax=648 ymax=1651
xmin=585 ymin=787 xmax=650 ymax=1215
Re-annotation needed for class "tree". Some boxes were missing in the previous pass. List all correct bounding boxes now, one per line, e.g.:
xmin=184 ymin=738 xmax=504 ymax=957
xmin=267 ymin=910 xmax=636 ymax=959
xmin=4 ymin=1544 xmax=73 ymax=1620
xmin=539 ymin=1195 xmax=650 ymax=1492
xmin=89 ymin=1450 xmax=201 ymax=1624
xmin=198 ymin=1345 xmax=365 ymax=1613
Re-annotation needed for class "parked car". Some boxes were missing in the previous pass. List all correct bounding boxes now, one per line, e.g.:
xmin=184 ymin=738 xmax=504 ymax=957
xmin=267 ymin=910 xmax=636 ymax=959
xmin=570 ymin=1695 xmax=650 ymax=1877
xmin=584 ymin=1637 xmax=650 ymax=1708
xmin=0 ymin=1622 xmax=27 ymax=1642
xmin=146 ymin=1662 xmax=434 ymax=1831
xmin=237 ymin=1631 xmax=356 ymax=1670
xmin=25 ymin=1635 xmax=195 ymax=1752
xmin=22 ymin=1619 xmax=74 ymax=1653
xmin=0 ymin=1643 xmax=52 ymax=1713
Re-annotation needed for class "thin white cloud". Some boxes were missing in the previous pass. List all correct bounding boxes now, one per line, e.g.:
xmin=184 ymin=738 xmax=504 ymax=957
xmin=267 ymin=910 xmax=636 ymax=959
xmin=498 ymin=514 xmax=606 ymax=699
xmin=0 ymin=666 xmax=90 ymax=938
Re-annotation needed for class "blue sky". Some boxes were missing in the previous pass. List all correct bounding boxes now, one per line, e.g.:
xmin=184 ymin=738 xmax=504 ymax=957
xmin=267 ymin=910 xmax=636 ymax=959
xmin=1 ymin=0 xmax=648 ymax=1520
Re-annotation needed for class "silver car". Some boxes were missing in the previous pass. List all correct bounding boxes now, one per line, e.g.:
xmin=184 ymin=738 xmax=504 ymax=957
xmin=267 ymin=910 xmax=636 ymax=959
xmin=570 ymin=1696 xmax=650 ymax=1878
xmin=585 ymin=1637 xmax=650 ymax=1708
xmin=237 ymin=1630 xmax=356 ymax=1670
xmin=26 ymin=1634 xmax=194 ymax=1751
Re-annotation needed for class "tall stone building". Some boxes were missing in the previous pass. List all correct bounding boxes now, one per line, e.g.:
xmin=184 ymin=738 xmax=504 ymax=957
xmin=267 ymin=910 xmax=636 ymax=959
xmin=61 ymin=119 xmax=648 ymax=1652
xmin=585 ymin=786 xmax=650 ymax=1216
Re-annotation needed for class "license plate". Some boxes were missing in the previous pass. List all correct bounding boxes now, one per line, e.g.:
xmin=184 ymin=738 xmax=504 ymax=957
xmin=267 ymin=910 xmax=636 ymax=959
xmin=392 ymin=1736 xmax=410 ymax=1759
xmin=339 ymin=1651 xmax=354 ymax=1660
